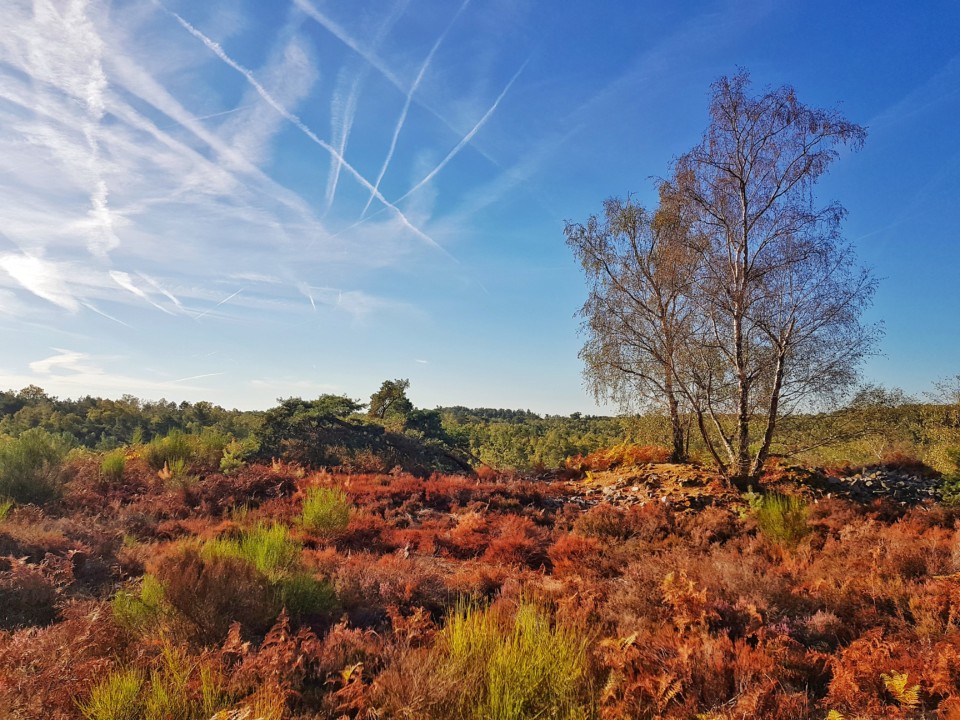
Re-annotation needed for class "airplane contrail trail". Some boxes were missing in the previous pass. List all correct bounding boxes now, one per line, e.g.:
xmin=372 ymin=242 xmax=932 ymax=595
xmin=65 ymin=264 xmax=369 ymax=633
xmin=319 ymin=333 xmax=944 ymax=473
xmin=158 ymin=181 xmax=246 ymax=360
xmin=168 ymin=9 xmax=449 ymax=256
xmin=193 ymin=287 xmax=243 ymax=320
xmin=394 ymin=59 xmax=528 ymax=205
xmin=360 ymin=0 xmax=471 ymax=217
xmin=168 ymin=372 xmax=225 ymax=383
xmin=326 ymin=0 xmax=410 ymax=214
xmin=293 ymin=0 xmax=500 ymax=168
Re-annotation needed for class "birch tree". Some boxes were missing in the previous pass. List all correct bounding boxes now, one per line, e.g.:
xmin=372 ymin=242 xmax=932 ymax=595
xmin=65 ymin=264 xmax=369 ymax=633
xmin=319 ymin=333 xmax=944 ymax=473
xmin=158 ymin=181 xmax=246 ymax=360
xmin=670 ymin=71 xmax=877 ymax=483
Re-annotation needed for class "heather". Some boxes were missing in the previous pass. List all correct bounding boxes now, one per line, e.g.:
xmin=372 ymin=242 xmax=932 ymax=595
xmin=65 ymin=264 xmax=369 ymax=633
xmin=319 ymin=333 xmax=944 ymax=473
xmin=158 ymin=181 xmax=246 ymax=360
xmin=1 ymin=428 xmax=960 ymax=718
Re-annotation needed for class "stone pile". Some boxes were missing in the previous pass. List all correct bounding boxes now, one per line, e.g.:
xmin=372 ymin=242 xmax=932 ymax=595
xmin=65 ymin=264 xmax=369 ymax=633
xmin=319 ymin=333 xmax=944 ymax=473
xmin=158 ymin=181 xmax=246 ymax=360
xmin=822 ymin=468 xmax=943 ymax=505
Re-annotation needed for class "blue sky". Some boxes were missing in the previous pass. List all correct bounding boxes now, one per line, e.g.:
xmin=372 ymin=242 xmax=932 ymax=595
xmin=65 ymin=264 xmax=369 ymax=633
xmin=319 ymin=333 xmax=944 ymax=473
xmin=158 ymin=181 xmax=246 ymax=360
xmin=0 ymin=0 xmax=958 ymax=414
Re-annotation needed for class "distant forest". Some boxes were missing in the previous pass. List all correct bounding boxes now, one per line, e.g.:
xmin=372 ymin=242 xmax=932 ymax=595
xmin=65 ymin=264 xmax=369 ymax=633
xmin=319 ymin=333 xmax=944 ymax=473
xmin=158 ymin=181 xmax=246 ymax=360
xmin=1 ymin=382 xmax=959 ymax=475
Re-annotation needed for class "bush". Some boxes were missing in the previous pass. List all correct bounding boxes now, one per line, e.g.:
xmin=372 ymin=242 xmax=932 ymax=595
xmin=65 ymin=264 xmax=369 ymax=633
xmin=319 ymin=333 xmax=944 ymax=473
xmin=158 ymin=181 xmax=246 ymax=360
xmin=0 ymin=428 xmax=72 ymax=504
xmin=438 ymin=601 xmax=591 ymax=720
xmin=111 ymin=574 xmax=166 ymax=634
xmin=219 ymin=437 xmax=258 ymax=474
xmin=78 ymin=667 xmax=144 ymax=720
xmin=564 ymin=443 xmax=671 ymax=472
xmin=939 ymin=449 xmax=960 ymax=505
xmin=300 ymin=486 xmax=351 ymax=535
xmin=749 ymin=491 xmax=811 ymax=546
xmin=276 ymin=572 xmax=338 ymax=617
xmin=154 ymin=546 xmax=278 ymax=645
xmin=99 ymin=449 xmax=126 ymax=484
xmin=0 ymin=498 xmax=12 ymax=522
xmin=142 ymin=430 xmax=195 ymax=471
xmin=203 ymin=523 xmax=300 ymax=580
xmin=0 ymin=559 xmax=60 ymax=629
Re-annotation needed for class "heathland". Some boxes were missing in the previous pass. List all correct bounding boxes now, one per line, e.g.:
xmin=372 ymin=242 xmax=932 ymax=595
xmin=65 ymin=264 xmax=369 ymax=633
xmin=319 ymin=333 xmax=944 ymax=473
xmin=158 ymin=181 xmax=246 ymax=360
xmin=2 ymin=382 xmax=960 ymax=719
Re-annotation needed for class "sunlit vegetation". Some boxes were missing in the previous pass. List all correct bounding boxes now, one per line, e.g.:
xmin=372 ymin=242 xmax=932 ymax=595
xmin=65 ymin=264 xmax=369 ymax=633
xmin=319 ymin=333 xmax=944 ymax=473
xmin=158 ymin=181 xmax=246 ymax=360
xmin=0 ymin=419 xmax=956 ymax=719
xmin=1 ymin=376 xmax=960 ymax=718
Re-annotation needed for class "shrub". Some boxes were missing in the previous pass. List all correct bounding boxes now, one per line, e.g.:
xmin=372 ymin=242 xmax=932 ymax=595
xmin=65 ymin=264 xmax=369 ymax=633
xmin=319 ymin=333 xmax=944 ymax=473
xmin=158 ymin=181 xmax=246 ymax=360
xmin=111 ymin=574 xmax=166 ymax=634
xmin=749 ymin=491 xmax=811 ymax=546
xmin=0 ymin=559 xmax=60 ymax=629
xmin=940 ymin=449 xmax=960 ymax=505
xmin=276 ymin=572 xmax=338 ymax=617
xmin=0 ymin=498 xmax=12 ymax=522
xmin=0 ymin=428 xmax=72 ymax=504
xmin=203 ymin=523 xmax=300 ymax=580
xmin=565 ymin=443 xmax=671 ymax=472
xmin=301 ymin=486 xmax=351 ymax=535
xmin=219 ymin=437 xmax=258 ymax=474
xmin=77 ymin=667 xmax=144 ymax=720
xmin=99 ymin=449 xmax=126 ymax=484
xmin=154 ymin=546 xmax=278 ymax=645
xmin=142 ymin=430 xmax=195 ymax=471
xmin=438 ymin=601 xmax=591 ymax=720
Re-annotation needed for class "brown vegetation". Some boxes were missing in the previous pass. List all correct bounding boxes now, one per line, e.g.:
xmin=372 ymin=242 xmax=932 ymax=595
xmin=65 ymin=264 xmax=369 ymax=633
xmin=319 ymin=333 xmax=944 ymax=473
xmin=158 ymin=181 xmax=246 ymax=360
xmin=1 ymin=446 xmax=960 ymax=719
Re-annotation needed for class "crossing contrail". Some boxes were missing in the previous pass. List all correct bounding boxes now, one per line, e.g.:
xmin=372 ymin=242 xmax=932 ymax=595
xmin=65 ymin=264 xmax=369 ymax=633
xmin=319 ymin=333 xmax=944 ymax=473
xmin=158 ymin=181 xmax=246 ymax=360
xmin=360 ymin=0 xmax=471 ymax=217
xmin=167 ymin=9 xmax=450 ymax=256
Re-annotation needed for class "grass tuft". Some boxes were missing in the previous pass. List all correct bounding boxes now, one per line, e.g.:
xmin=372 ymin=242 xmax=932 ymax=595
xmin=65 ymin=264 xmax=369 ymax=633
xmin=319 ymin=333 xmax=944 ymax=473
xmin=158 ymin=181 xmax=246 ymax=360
xmin=77 ymin=667 xmax=144 ymax=720
xmin=300 ymin=486 xmax=351 ymax=535
xmin=749 ymin=491 xmax=811 ymax=546
xmin=440 ymin=600 xmax=591 ymax=719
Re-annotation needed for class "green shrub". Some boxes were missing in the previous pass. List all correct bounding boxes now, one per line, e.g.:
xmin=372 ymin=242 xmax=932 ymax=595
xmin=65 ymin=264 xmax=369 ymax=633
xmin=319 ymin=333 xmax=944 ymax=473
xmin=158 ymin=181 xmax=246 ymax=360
xmin=300 ymin=486 xmax=351 ymax=535
xmin=77 ymin=667 xmax=144 ymax=720
xmin=0 ymin=428 xmax=72 ymax=504
xmin=749 ymin=492 xmax=811 ymax=546
xmin=439 ymin=601 xmax=591 ymax=720
xmin=111 ymin=574 xmax=166 ymax=634
xmin=939 ymin=448 xmax=960 ymax=505
xmin=277 ymin=572 xmax=337 ymax=617
xmin=194 ymin=428 xmax=232 ymax=466
xmin=217 ymin=436 xmax=258 ymax=474
xmin=99 ymin=449 xmax=126 ymax=483
xmin=78 ymin=647 xmax=232 ymax=720
xmin=0 ymin=498 xmax=12 ymax=522
xmin=142 ymin=430 xmax=195 ymax=471
xmin=203 ymin=522 xmax=300 ymax=580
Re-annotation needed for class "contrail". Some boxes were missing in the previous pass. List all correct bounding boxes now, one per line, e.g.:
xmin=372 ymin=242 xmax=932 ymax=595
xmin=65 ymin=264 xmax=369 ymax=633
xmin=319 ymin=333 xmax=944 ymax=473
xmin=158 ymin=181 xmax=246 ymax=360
xmin=360 ymin=0 xmax=471 ymax=217
xmin=293 ymin=0 xmax=500 ymax=168
xmin=394 ymin=59 xmax=528 ymax=205
xmin=168 ymin=372 xmax=225 ymax=383
xmin=325 ymin=0 xmax=410 ymax=213
xmin=110 ymin=270 xmax=175 ymax=314
xmin=193 ymin=287 xmax=243 ymax=320
xmin=168 ymin=10 xmax=449 ymax=256
xmin=82 ymin=302 xmax=131 ymax=327
xmin=325 ymin=72 xmax=363 ymax=213
xmin=158 ymin=104 xmax=252 ymax=130
xmin=138 ymin=272 xmax=186 ymax=312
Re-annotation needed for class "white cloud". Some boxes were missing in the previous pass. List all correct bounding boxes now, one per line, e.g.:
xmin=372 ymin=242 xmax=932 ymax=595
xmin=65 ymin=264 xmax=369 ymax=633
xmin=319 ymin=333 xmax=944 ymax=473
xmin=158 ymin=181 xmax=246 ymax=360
xmin=0 ymin=253 xmax=79 ymax=311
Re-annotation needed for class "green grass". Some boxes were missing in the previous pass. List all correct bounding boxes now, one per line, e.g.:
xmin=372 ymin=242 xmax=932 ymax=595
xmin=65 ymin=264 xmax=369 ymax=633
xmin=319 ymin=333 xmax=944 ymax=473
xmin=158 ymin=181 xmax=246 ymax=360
xmin=142 ymin=430 xmax=195 ymax=471
xmin=749 ymin=492 xmax=811 ymax=546
xmin=111 ymin=574 xmax=166 ymax=634
xmin=203 ymin=522 xmax=301 ymax=580
xmin=99 ymin=449 xmax=126 ymax=483
xmin=77 ymin=668 xmax=144 ymax=720
xmin=0 ymin=498 xmax=12 ymax=522
xmin=300 ymin=486 xmax=351 ymax=535
xmin=440 ymin=601 xmax=591 ymax=720
xmin=79 ymin=645 xmax=232 ymax=720
xmin=0 ymin=428 xmax=71 ymax=504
